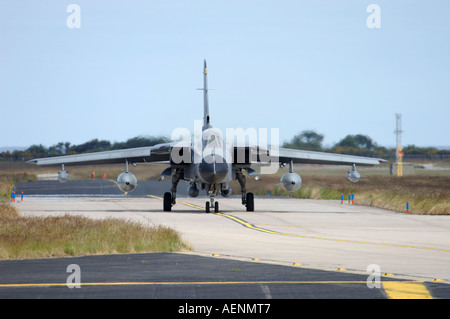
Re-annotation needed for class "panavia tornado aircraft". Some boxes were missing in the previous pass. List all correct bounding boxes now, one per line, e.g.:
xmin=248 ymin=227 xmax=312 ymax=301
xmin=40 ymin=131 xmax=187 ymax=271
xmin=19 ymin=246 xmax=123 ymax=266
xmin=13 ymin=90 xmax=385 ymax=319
xmin=29 ymin=60 xmax=386 ymax=213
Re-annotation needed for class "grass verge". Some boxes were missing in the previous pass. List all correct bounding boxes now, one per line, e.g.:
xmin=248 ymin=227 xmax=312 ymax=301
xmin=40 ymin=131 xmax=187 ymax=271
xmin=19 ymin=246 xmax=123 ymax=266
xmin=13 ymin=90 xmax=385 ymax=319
xmin=250 ymin=175 xmax=450 ymax=215
xmin=0 ymin=204 xmax=191 ymax=260
xmin=0 ymin=173 xmax=36 ymax=198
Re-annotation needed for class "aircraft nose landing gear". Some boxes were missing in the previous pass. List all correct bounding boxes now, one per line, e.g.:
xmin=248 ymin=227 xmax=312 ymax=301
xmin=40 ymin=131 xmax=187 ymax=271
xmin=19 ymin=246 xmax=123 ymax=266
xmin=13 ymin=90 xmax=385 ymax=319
xmin=205 ymin=187 xmax=219 ymax=213
xmin=205 ymin=198 xmax=219 ymax=213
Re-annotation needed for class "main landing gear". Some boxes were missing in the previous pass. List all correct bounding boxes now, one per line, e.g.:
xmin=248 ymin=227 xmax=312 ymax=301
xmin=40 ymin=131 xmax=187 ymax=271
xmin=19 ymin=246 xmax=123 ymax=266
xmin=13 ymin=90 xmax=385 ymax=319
xmin=163 ymin=192 xmax=172 ymax=211
xmin=244 ymin=192 xmax=254 ymax=212
xmin=236 ymin=169 xmax=254 ymax=212
xmin=163 ymin=168 xmax=182 ymax=212
xmin=164 ymin=190 xmax=254 ymax=213
xmin=162 ymin=168 xmax=255 ymax=213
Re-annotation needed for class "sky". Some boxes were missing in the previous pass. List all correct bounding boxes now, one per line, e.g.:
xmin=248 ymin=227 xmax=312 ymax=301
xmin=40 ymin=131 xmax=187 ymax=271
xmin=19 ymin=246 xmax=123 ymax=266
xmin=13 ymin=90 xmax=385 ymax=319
xmin=1 ymin=0 xmax=449 ymax=149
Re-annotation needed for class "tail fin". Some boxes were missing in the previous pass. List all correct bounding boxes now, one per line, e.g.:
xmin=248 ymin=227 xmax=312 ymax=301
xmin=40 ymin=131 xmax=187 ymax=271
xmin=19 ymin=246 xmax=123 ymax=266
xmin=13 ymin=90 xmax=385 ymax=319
xmin=201 ymin=59 xmax=211 ymax=131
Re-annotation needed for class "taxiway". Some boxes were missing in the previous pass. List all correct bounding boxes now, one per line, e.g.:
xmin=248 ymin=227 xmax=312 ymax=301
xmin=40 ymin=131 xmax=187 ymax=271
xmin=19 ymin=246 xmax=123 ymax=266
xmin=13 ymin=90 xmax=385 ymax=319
xmin=14 ymin=195 xmax=450 ymax=283
xmin=3 ymin=179 xmax=450 ymax=298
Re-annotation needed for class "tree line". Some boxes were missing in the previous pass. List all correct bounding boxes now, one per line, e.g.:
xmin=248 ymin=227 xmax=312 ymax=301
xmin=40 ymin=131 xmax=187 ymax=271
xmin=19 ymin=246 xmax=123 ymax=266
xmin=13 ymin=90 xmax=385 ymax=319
xmin=1 ymin=135 xmax=170 ymax=161
xmin=282 ymin=130 xmax=450 ymax=158
xmin=1 ymin=131 xmax=449 ymax=161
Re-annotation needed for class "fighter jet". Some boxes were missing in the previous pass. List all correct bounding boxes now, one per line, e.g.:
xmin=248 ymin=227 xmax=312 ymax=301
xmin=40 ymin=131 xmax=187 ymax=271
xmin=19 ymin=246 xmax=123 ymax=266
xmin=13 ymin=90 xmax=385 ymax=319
xmin=29 ymin=60 xmax=386 ymax=213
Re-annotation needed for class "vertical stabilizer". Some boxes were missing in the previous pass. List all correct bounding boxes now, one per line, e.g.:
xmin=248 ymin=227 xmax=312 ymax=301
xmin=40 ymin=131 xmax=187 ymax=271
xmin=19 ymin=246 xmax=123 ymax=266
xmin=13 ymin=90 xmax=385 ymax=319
xmin=202 ymin=59 xmax=211 ymax=131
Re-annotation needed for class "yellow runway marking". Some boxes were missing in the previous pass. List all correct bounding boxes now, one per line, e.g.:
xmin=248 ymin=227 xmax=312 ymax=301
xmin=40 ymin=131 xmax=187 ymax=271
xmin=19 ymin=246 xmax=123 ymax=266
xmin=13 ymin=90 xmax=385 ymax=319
xmin=147 ymin=195 xmax=205 ymax=210
xmin=0 ymin=280 xmax=423 ymax=288
xmin=0 ymin=280 xmax=435 ymax=299
xmin=176 ymin=200 xmax=205 ymax=210
xmin=0 ymin=280 xmax=368 ymax=288
xmin=147 ymin=195 xmax=164 ymax=200
xmin=383 ymin=281 xmax=432 ymax=299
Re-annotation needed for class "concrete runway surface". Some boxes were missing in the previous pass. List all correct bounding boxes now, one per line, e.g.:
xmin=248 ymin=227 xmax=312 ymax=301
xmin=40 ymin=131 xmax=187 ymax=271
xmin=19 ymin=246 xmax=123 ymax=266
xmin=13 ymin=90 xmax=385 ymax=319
xmin=4 ymin=183 xmax=450 ymax=298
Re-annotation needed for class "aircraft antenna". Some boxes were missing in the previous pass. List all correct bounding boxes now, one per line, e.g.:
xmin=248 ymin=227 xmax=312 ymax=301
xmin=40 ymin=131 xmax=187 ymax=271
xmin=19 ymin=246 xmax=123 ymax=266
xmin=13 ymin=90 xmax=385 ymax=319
xmin=394 ymin=113 xmax=403 ymax=177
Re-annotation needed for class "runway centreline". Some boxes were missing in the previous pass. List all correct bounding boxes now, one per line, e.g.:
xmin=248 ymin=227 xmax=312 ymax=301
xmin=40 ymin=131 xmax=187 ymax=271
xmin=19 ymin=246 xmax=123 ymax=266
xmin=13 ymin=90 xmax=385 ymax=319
xmin=0 ymin=279 xmax=420 ymax=288
xmin=0 ymin=279 xmax=434 ymax=300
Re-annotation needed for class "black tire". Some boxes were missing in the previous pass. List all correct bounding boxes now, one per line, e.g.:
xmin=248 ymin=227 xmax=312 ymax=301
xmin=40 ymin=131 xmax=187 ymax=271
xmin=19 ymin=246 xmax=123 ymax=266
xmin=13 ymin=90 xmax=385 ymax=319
xmin=163 ymin=192 xmax=172 ymax=212
xmin=205 ymin=201 xmax=210 ymax=213
xmin=246 ymin=192 xmax=254 ymax=212
xmin=214 ymin=201 xmax=219 ymax=213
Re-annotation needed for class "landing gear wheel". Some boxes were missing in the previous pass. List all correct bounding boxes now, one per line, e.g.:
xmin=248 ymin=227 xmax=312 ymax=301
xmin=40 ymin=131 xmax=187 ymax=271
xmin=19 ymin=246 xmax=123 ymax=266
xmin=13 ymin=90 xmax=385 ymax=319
xmin=246 ymin=192 xmax=254 ymax=212
xmin=205 ymin=201 xmax=210 ymax=213
xmin=214 ymin=201 xmax=219 ymax=213
xmin=163 ymin=192 xmax=172 ymax=212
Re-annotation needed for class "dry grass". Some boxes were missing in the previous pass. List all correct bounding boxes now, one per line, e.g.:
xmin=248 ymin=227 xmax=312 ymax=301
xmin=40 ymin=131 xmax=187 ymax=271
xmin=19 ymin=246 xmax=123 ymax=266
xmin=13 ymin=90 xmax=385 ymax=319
xmin=0 ymin=204 xmax=191 ymax=260
xmin=249 ymin=174 xmax=450 ymax=215
xmin=0 ymin=173 xmax=36 ymax=198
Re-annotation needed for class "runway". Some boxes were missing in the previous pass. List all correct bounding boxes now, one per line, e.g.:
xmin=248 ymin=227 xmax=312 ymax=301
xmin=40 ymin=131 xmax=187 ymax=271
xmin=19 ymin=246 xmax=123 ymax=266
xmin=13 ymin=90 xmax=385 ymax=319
xmin=4 ymin=180 xmax=450 ymax=299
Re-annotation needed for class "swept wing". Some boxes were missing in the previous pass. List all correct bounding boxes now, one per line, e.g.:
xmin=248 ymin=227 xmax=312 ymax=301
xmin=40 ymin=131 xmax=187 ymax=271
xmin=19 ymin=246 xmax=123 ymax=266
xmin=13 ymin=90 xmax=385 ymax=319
xmin=28 ymin=143 xmax=173 ymax=166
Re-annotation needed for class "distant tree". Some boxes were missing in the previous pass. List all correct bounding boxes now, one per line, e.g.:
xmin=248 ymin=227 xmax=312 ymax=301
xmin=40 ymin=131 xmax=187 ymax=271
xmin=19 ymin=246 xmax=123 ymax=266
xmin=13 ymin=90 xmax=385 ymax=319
xmin=334 ymin=134 xmax=377 ymax=150
xmin=54 ymin=142 xmax=70 ymax=155
xmin=283 ymin=130 xmax=324 ymax=151
xmin=112 ymin=135 xmax=171 ymax=149
xmin=26 ymin=144 xmax=48 ymax=156
xmin=403 ymin=145 xmax=442 ymax=156
xmin=68 ymin=139 xmax=111 ymax=153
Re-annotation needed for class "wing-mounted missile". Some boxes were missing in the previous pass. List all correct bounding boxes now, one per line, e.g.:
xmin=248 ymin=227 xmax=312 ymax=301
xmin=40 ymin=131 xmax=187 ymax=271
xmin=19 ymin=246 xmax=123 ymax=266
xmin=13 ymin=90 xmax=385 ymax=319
xmin=280 ymin=159 xmax=302 ymax=192
xmin=117 ymin=160 xmax=137 ymax=193
xmin=58 ymin=164 xmax=69 ymax=183
xmin=347 ymin=163 xmax=361 ymax=183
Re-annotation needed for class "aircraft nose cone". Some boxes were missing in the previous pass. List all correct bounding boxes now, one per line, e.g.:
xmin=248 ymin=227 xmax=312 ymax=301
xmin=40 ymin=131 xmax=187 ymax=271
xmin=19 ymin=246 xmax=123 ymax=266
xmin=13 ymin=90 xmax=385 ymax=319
xmin=199 ymin=154 xmax=228 ymax=183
